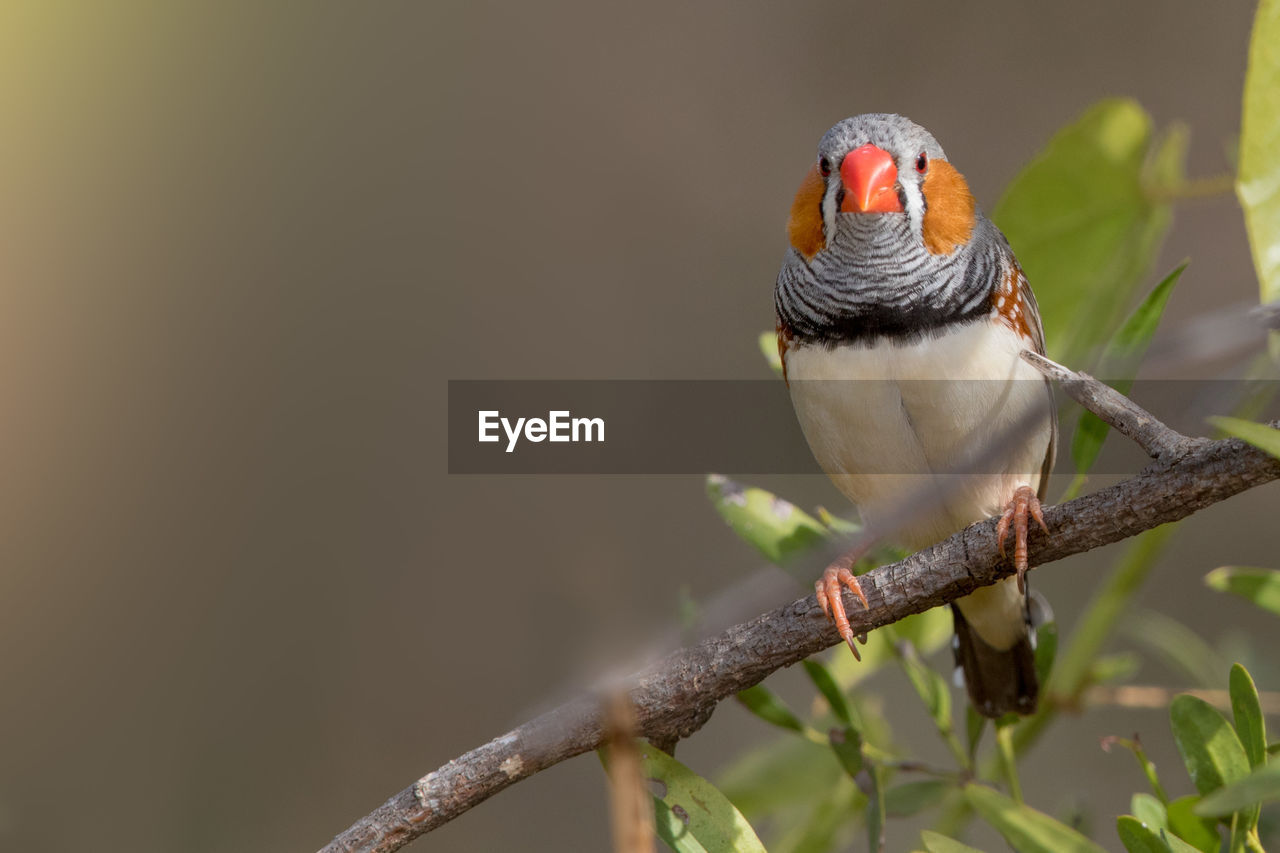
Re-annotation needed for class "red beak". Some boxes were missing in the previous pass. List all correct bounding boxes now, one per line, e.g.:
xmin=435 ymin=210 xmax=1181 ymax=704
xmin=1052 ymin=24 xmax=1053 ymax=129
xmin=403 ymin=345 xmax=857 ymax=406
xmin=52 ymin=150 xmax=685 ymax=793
xmin=840 ymin=144 xmax=903 ymax=213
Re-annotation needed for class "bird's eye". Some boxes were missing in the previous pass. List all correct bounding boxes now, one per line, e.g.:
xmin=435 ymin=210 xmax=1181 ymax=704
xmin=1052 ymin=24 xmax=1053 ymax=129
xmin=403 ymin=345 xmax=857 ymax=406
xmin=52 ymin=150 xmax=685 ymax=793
xmin=915 ymin=153 xmax=928 ymax=174
xmin=819 ymin=157 xmax=831 ymax=177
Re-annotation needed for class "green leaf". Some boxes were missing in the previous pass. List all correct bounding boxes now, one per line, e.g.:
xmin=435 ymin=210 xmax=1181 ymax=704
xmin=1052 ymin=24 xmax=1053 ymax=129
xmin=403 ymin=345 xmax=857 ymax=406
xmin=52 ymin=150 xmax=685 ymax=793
xmin=965 ymin=783 xmax=1109 ymax=853
xmin=1116 ymin=815 xmax=1203 ymax=853
xmin=1048 ymin=526 xmax=1176 ymax=698
xmin=1101 ymin=262 xmax=1188 ymax=373
xmin=894 ymin=640 xmax=970 ymax=768
xmin=1170 ymin=694 xmax=1252 ymax=798
xmin=1104 ymin=737 xmax=1170 ymax=805
xmin=1237 ymin=0 xmax=1280 ymax=308
xmin=920 ymin=830 xmax=985 ymax=853
xmin=718 ymin=735 xmax=841 ymax=816
xmin=1089 ymin=651 xmax=1142 ymax=685
xmin=736 ymin=684 xmax=805 ymax=735
xmin=897 ymin=643 xmax=952 ymax=736
xmin=965 ymin=707 xmax=987 ymax=764
xmin=705 ymin=475 xmax=828 ymax=565
xmin=1132 ymin=793 xmax=1168 ymax=831
xmin=1195 ymin=765 xmax=1280 ymax=817
xmin=758 ymin=330 xmax=784 ymax=376
xmin=1033 ymin=617 xmax=1059 ymax=687
xmin=995 ymin=720 xmax=1023 ymax=804
xmin=802 ymin=659 xmax=852 ymax=726
xmin=1166 ymin=795 xmax=1220 ymax=853
xmin=1071 ymin=263 xmax=1186 ymax=476
xmin=1161 ymin=830 xmax=1211 ymax=853
xmin=1124 ymin=610 xmax=1228 ymax=688
xmin=885 ymin=779 xmax=952 ymax=818
xmin=1205 ymin=566 xmax=1280 ymax=617
xmin=1208 ymin=416 xmax=1280 ymax=459
xmin=888 ymin=606 xmax=954 ymax=655
xmin=866 ymin=761 xmax=887 ymax=853
xmin=1117 ymin=815 xmax=1171 ymax=853
xmin=773 ymin=779 xmax=859 ymax=853
xmin=1229 ymin=664 xmax=1267 ymax=769
xmin=816 ymin=506 xmax=861 ymax=536
xmin=829 ymin=725 xmax=863 ymax=779
xmin=992 ymin=98 xmax=1178 ymax=366
xmin=641 ymin=744 xmax=768 ymax=853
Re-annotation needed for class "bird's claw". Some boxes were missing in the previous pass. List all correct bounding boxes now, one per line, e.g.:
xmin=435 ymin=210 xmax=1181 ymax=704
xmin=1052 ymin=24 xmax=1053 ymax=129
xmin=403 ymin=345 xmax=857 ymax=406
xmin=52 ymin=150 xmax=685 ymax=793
xmin=996 ymin=484 xmax=1048 ymax=594
xmin=815 ymin=561 xmax=869 ymax=660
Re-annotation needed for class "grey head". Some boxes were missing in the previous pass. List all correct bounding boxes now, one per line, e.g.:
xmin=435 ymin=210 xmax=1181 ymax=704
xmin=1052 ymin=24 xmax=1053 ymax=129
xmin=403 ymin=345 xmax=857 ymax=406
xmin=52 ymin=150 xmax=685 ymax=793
xmin=814 ymin=113 xmax=951 ymax=245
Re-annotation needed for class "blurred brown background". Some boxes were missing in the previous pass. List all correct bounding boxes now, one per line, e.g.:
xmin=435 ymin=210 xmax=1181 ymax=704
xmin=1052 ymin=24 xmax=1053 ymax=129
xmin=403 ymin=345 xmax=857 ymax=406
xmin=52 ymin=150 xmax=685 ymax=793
xmin=0 ymin=3 xmax=1275 ymax=851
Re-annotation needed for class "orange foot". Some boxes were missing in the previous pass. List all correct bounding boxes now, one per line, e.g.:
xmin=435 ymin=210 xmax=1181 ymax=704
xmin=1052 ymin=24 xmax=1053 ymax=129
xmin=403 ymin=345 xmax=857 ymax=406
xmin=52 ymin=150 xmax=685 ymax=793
xmin=996 ymin=484 xmax=1049 ymax=594
xmin=816 ymin=552 xmax=870 ymax=660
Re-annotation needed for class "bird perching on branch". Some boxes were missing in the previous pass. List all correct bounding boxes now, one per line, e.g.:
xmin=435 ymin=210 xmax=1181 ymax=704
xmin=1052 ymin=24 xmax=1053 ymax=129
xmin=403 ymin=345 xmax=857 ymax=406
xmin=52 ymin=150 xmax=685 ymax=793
xmin=776 ymin=114 xmax=1055 ymax=717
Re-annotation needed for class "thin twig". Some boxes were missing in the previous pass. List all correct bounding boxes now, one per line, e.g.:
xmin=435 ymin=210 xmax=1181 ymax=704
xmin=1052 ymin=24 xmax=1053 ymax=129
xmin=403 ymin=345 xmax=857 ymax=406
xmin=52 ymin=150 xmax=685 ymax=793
xmin=1020 ymin=350 xmax=1195 ymax=459
xmin=1087 ymin=685 xmax=1280 ymax=714
xmin=1142 ymin=174 xmax=1237 ymax=203
xmin=602 ymin=694 xmax=655 ymax=853
xmin=321 ymin=372 xmax=1280 ymax=853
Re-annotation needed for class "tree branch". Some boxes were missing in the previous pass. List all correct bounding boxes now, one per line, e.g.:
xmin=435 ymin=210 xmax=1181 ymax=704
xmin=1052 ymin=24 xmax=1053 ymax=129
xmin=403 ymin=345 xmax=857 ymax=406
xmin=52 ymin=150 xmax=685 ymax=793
xmin=1020 ymin=350 xmax=1193 ymax=459
xmin=321 ymin=370 xmax=1280 ymax=853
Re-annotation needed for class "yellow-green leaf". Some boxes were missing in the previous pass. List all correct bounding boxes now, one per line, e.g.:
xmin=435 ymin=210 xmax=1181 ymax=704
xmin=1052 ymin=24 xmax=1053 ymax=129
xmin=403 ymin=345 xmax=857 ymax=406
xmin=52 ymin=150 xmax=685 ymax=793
xmin=866 ymin=762 xmax=887 ymax=853
xmin=758 ymin=330 xmax=783 ymax=376
xmin=718 ymin=736 xmax=840 ymax=816
xmin=1131 ymin=793 xmax=1168 ymax=831
xmin=897 ymin=642 xmax=952 ymax=734
xmin=1208 ymin=416 xmax=1280 ymax=459
xmin=1124 ymin=610 xmax=1227 ymax=688
xmin=1116 ymin=816 xmax=1169 ymax=853
xmin=885 ymin=779 xmax=951 ymax=818
xmin=705 ymin=475 xmax=828 ymax=565
xmin=1237 ymin=0 xmax=1280 ymax=308
xmin=737 ymin=684 xmax=805 ymax=734
xmin=920 ymin=830 xmax=984 ymax=853
xmin=1229 ymin=664 xmax=1267 ymax=769
xmin=1166 ymin=795 xmax=1220 ymax=853
xmin=642 ymin=744 xmax=768 ymax=853
xmin=1169 ymin=695 xmax=1251 ymax=798
xmin=1194 ymin=764 xmax=1280 ymax=817
xmin=965 ymin=783 xmax=1108 ymax=853
xmin=992 ymin=99 xmax=1177 ymax=366
xmin=1033 ymin=617 xmax=1059 ymax=687
xmin=829 ymin=725 xmax=863 ymax=780
xmin=774 ymin=779 xmax=860 ymax=853
xmin=1205 ymin=565 xmax=1280 ymax=617
xmin=801 ymin=659 xmax=852 ymax=727
xmin=1071 ymin=263 xmax=1186 ymax=476
xmin=1161 ymin=830 xmax=1210 ymax=853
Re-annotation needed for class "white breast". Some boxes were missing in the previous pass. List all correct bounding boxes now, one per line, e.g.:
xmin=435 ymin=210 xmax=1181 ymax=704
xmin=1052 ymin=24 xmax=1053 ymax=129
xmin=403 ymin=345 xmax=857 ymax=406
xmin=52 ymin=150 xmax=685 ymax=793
xmin=785 ymin=320 xmax=1052 ymax=551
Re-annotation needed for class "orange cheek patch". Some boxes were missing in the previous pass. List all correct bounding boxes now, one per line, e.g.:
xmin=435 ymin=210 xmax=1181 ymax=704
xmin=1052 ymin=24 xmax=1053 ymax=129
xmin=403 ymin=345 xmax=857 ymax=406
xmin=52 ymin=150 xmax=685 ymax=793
xmin=921 ymin=160 xmax=975 ymax=255
xmin=787 ymin=164 xmax=827 ymax=259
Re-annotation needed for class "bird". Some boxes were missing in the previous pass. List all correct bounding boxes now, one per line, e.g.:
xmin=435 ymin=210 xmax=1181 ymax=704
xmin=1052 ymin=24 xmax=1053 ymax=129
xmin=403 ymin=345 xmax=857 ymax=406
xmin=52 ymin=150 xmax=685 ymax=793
xmin=774 ymin=114 xmax=1055 ymax=718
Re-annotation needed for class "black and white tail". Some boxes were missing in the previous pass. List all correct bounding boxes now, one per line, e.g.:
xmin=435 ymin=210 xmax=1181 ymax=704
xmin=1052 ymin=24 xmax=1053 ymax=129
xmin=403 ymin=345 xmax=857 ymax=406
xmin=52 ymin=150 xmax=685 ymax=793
xmin=951 ymin=602 xmax=1038 ymax=718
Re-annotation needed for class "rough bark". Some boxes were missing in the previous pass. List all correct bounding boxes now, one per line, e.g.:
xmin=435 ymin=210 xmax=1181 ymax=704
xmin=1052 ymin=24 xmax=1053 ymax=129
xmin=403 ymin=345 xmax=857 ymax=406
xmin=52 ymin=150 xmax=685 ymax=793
xmin=320 ymin=359 xmax=1280 ymax=853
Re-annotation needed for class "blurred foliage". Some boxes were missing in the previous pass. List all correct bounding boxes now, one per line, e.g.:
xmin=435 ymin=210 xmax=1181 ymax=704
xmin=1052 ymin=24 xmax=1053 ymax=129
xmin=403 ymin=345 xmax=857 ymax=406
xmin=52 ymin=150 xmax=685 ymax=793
xmin=640 ymin=744 xmax=768 ymax=852
xmin=1210 ymin=416 xmax=1280 ymax=459
xmin=1206 ymin=566 xmax=1280 ymax=617
xmin=1066 ymin=262 xmax=1186 ymax=498
xmin=990 ymin=98 xmax=1181 ymax=369
xmin=706 ymin=474 xmax=829 ymax=567
xmin=1238 ymin=0 xmax=1280 ymax=311
xmin=640 ymin=3 xmax=1280 ymax=851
